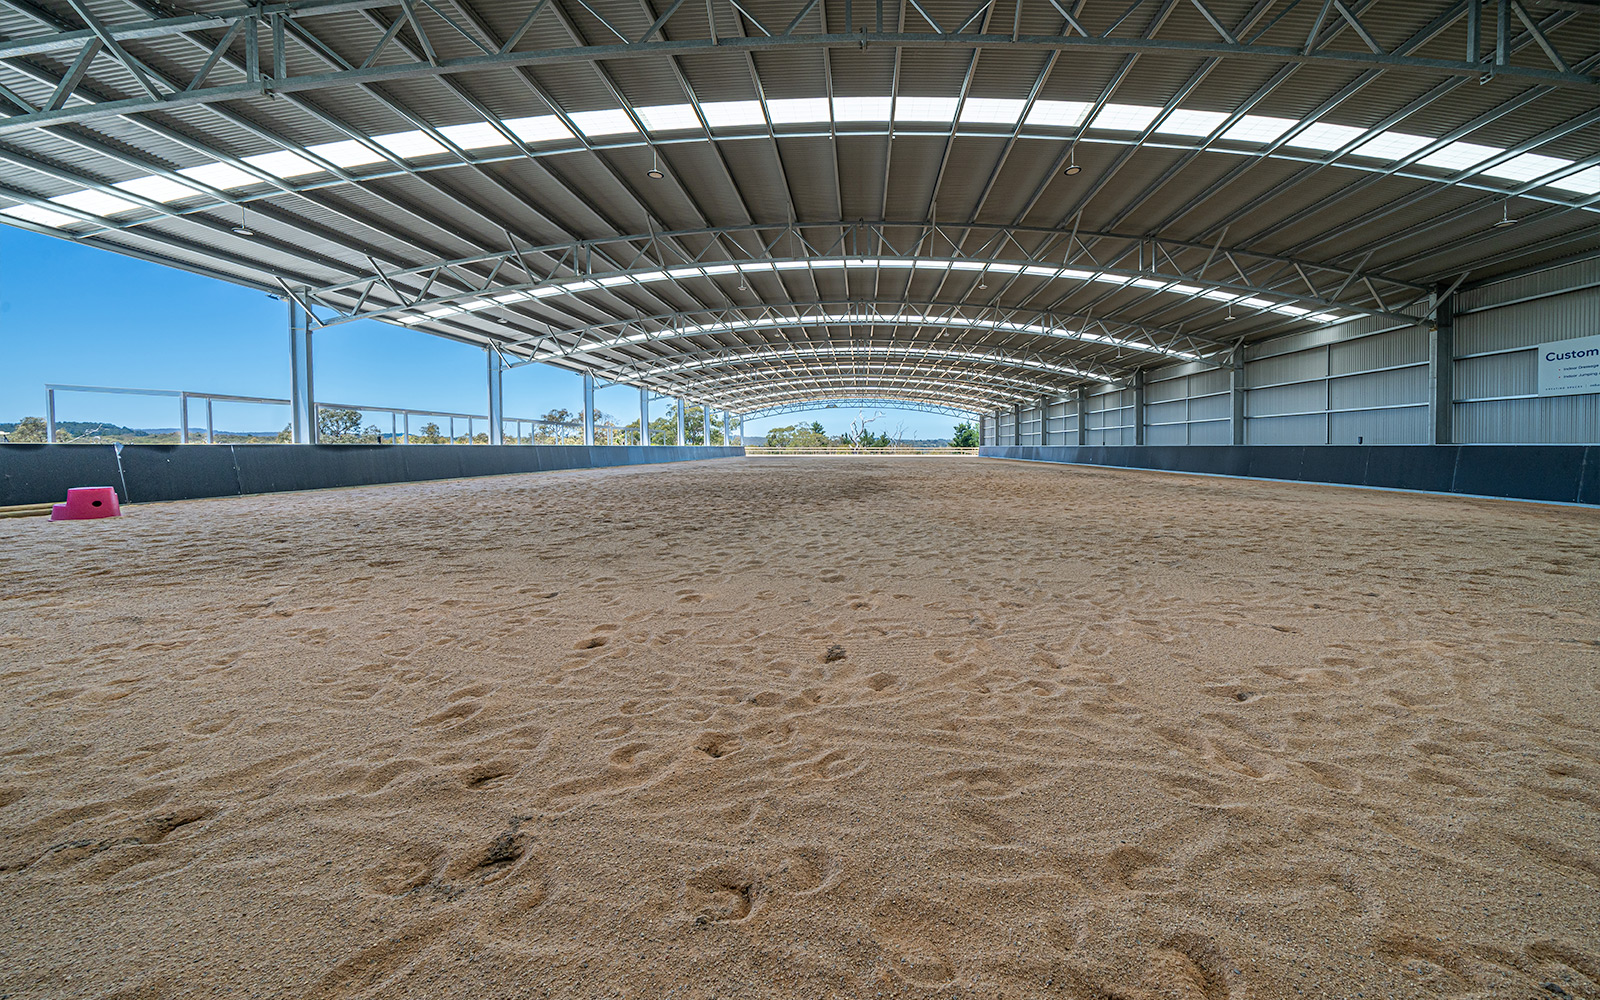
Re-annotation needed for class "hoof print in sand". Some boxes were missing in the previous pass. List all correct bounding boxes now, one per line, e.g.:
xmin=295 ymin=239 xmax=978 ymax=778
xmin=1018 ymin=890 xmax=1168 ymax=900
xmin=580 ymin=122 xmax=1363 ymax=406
xmin=822 ymin=644 xmax=847 ymax=663
xmin=686 ymin=869 xmax=756 ymax=925
xmin=694 ymin=732 xmax=741 ymax=759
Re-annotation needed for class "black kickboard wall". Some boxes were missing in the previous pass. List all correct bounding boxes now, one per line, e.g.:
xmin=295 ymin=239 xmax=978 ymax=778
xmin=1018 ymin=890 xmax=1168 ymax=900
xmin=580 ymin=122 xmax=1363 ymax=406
xmin=0 ymin=443 xmax=744 ymax=507
xmin=978 ymin=445 xmax=1599 ymax=505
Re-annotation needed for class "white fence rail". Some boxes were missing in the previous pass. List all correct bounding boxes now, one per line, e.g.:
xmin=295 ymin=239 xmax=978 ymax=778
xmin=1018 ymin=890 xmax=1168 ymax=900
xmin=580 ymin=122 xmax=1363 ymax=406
xmin=744 ymin=446 xmax=978 ymax=456
xmin=38 ymin=383 xmax=647 ymax=445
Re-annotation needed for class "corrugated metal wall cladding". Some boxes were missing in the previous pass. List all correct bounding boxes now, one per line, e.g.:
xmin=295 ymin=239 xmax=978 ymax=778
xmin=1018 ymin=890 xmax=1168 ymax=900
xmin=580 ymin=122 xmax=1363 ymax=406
xmin=1455 ymin=353 xmax=1536 ymax=399
xmin=1190 ymin=368 xmax=1230 ymax=396
xmin=1455 ymin=287 xmax=1600 ymax=355
xmin=1329 ymin=407 xmax=1427 ymax=444
xmin=1456 ymin=397 xmax=1600 ymax=444
xmin=1329 ymin=325 xmax=1428 ymax=374
xmin=1145 ymin=399 xmax=1188 ymax=423
xmin=1247 ymin=381 xmax=1326 ymax=417
xmin=1189 ymin=394 xmax=1230 ymax=422
xmin=1190 ymin=421 xmax=1231 ymax=445
xmin=1330 ymin=367 xmax=1427 ymax=410
xmin=1252 ymin=315 xmax=1425 ymax=360
xmin=1146 ymin=378 xmax=1189 ymax=403
xmin=1247 ymin=413 xmax=1325 ymax=445
xmin=1459 ymin=257 xmax=1600 ymax=313
xmin=1248 ymin=348 xmax=1329 ymax=388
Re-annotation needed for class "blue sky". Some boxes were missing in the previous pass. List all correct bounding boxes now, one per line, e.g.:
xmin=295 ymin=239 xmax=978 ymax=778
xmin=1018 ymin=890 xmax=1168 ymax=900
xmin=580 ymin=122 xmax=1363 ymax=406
xmin=0 ymin=227 xmax=971 ymax=440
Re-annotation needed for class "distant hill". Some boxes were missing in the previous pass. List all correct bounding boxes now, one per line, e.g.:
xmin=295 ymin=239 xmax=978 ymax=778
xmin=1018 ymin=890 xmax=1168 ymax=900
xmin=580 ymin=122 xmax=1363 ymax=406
xmin=0 ymin=421 xmax=281 ymax=441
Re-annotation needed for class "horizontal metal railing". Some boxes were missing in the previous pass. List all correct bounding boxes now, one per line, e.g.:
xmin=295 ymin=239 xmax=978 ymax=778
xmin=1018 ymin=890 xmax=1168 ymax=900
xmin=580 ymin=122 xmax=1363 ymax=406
xmin=37 ymin=383 xmax=655 ymax=445
xmin=744 ymin=446 xmax=978 ymax=456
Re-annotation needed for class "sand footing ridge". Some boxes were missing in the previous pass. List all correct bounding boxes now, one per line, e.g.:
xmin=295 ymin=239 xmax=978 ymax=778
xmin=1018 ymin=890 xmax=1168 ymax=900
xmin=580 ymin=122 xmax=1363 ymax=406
xmin=1 ymin=457 xmax=1597 ymax=999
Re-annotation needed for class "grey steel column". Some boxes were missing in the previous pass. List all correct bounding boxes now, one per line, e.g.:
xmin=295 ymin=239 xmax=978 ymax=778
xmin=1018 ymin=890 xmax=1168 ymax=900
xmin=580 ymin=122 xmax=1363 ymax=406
xmin=582 ymin=371 xmax=595 ymax=446
xmin=676 ymin=398 xmax=686 ymax=445
xmin=703 ymin=403 xmax=712 ymax=445
xmin=288 ymin=297 xmax=317 ymax=444
xmin=1230 ymin=350 xmax=1247 ymax=446
xmin=1132 ymin=370 xmax=1146 ymax=446
xmin=1430 ymin=285 xmax=1455 ymax=445
xmin=178 ymin=392 xmax=190 ymax=444
xmin=486 ymin=348 xmax=504 ymax=445
xmin=722 ymin=410 xmax=730 ymax=446
xmin=639 ymin=386 xmax=650 ymax=445
xmin=1076 ymin=387 xmax=1089 ymax=446
xmin=1012 ymin=402 xmax=1022 ymax=446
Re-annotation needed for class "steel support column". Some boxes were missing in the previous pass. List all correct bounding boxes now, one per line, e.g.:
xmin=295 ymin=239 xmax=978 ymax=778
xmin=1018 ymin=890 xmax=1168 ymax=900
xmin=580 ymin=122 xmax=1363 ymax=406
xmin=676 ymin=398 xmax=686 ymax=446
xmin=1230 ymin=352 xmax=1247 ymax=446
xmin=703 ymin=403 xmax=712 ymax=445
xmin=722 ymin=410 xmax=730 ymax=446
xmin=1431 ymin=287 xmax=1455 ymax=445
xmin=1077 ymin=388 xmax=1089 ymax=446
xmin=1132 ymin=370 xmax=1147 ymax=446
xmin=486 ymin=348 xmax=504 ymax=446
xmin=1012 ymin=403 xmax=1022 ymax=446
xmin=288 ymin=296 xmax=317 ymax=444
xmin=639 ymin=386 xmax=650 ymax=445
xmin=582 ymin=371 xmax=595 ymax=447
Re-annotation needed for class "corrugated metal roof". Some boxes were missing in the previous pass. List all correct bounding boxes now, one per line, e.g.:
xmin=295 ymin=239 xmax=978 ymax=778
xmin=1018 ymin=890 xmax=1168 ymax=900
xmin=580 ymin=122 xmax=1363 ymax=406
xmin=1 ymin=0 xmax=1597 ymax=413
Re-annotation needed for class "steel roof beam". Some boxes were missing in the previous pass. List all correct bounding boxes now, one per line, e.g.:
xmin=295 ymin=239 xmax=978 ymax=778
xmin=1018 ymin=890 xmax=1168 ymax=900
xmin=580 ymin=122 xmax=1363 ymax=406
xmin=3 ymin=9 xmax=1600 ymax=134
xmin=744 ymin=398 xmax=980 ymax=418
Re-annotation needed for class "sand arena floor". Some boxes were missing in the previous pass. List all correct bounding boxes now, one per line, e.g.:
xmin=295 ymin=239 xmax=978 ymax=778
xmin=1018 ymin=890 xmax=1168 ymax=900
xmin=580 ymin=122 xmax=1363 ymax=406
xmin=1 ymin=456 xmax=1598 ymax=1000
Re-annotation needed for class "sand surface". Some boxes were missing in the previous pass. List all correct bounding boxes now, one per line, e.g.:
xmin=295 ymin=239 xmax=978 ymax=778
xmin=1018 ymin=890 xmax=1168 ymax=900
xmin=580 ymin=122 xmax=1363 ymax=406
xmin=2 ymin=457 xmax=1598 ymax=1000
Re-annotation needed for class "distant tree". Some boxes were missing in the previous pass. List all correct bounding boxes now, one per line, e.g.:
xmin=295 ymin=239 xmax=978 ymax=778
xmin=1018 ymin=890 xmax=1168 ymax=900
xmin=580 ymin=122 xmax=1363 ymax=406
xmin=951 ymin=422 xmax=979 ymax=447
xmin=317 ymin=407 xmax=364 ymax=442
xmin=414 ymin=422 xmax=445 ymax=444
xmin=809 ymin=421 xmax=825 ymax=437
xmin=8 ymin=416 xmax=46 ymax=443
xmin=541 ymin=407 xmax=574 ymax=424
xmin=472 ymin=432 xmax=489 ymax=444
xmin=275 ymin=424 xmax=293 ymax=443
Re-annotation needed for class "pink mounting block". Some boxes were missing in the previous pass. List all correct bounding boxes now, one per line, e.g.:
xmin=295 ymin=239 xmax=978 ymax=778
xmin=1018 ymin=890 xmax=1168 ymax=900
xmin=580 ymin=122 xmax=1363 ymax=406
xmin=50 ymin=486 xmax=122 ymax=521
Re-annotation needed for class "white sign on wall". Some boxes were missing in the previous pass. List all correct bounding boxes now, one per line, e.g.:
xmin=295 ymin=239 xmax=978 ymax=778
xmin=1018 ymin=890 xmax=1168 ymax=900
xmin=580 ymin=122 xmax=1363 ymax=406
xmin=1537 ymin=333 xmax=1600 ymax=397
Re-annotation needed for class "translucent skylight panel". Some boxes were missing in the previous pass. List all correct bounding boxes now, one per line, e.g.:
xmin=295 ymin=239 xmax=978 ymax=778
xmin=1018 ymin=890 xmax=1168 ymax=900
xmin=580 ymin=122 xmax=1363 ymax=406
xmin=635 ymin=104 xmax=700 ymax=131
xmin=1416 ymin=141 xmax=1499 ymax=171
xmin=51 ymin=190 xmax=141 ymax=216
xmin=568 ymin=109 xmax=636 ymax=136
xmin=1090 ymin=104 xmax=1162 ymax=132
xmin=503 ymin=115 xmax=573 ymax=142
xmin=765 ymin=97 xmax=831 ymax=124
xmin=1221 ymin=115 xmax=1297 ymax=144
xmin=1482 ymin=151 xmax=1572 ymax=183
xmin=114 ymin=175 xmax=203 ymax=203
xmin=1548 ymin=165 xmax=1600 ymax=195
xmin=305 ymin=139 xmax=387 ymax=168
xmin=178 ymin=162 xmax=259 ymax=190
xmin=372 ymin=130 xmax=448 ymax=159
xmin=1284 ymin=121 xmax=1367 ymax=151
xmin=1349 ymin=130 xmax=1432 ymax=161
xmin=702 ymin=101 xmax=765 ymax=128
xmin=437 ymin=121 xmax=512 ymax=149
xmin=894 ymin=96 xmax=958 ymax=122
xmin=3 ymin=203 xmax=80 ymax=228
xmin=243 ymin=150 xmax=323 ymax=178
xmin=959 ymin=98 xmax=1026 ymax=125
xmin=1156 ymin=109 xmax=1228 ymax=137
xmin=1024 ymin=101 xmax=1091 ymax=128
xmin=832 ymin=96 xmax=891 ymax=121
